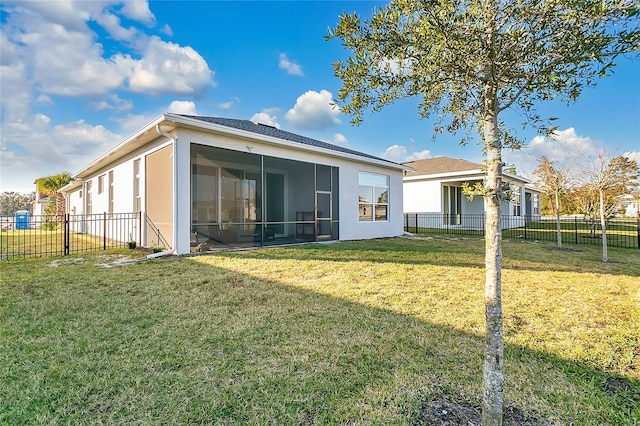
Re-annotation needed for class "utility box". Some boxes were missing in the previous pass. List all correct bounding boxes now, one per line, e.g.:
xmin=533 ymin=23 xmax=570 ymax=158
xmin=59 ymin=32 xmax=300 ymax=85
xmin=14 ymin=210 xmax=30 ymax=230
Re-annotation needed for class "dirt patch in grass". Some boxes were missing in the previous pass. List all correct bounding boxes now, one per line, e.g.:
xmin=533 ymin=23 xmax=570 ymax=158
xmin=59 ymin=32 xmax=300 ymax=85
xmin=416 ymin=391 xmax=548 ymax=425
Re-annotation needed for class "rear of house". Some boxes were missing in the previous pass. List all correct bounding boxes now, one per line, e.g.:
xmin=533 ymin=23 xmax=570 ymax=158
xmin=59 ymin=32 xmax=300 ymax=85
xmin=61 ymin=114 xmax=408 ymax=255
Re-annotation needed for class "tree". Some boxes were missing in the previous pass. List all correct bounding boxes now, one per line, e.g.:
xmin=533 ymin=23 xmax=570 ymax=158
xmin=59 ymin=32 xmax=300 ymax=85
xmin=580 ymin=152 xmax=639 ymax=261
xmin=327 ymin=1 xmax=638 ymax=423
xmin=35 ymin=172 xmax=73 ymax=218
xmin=0 ymin=191 xmax=35 ymax=216
xmin=533 ymin=156 xmax=576 ymax=248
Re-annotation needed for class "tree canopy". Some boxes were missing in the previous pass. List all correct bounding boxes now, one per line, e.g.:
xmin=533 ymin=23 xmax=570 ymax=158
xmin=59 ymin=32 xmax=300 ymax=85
xmin=328 ymin=1 xmax=638 ymax=423
xmin=0 ymin=191 xmax=35 ymax=216
xmin=329 ymin=0 xmax=639 ymax=143
xmin=35 ymin=172 xmax=73 ymax=217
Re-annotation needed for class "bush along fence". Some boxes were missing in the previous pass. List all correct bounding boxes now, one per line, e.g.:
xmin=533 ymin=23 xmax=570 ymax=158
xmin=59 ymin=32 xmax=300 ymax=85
xmin=404 ymin=213 xmax=640 ymax=249
xmin=0 ymin=212 xmax=168 ymax=260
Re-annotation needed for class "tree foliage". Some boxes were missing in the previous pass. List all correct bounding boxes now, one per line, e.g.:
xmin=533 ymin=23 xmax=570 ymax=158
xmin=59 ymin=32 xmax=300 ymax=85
xmin=0 ymin=191 xmax=35 ymax=216
xmin=35 ymin=172 xmax=73 ymax=217
xmin=533 ymin=156 xmax=577 ymax=247
xmin=578 ymin=152 xmax=639 ymax=261
xmin=329 ymin=0 xmax=639 ymax=143
xmin=328 ymin=0 xmax=638 ymax=423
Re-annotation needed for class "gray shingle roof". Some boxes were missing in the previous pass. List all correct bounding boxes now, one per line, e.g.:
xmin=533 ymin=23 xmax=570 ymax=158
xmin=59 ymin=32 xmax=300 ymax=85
xmin=176 ymin=114 xmax=398 ymax=165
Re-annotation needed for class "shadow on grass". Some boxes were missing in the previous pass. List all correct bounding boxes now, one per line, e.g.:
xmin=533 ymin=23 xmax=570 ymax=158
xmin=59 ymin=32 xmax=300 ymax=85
xmin=1 ymin=255 xmax=638 ymax=424
xmin=213 ymin=237 xmax=640 ymax=277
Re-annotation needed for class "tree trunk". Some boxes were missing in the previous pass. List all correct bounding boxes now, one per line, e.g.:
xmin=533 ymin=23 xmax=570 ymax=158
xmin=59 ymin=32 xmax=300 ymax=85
xmin=599 ymin=189 xmax=608 ymax=262
xmin=555 ymin=191 xmax=562 ymax=248
xmin=56 ymin=193 xmax=66 ymax=219
xmin=481 ymin=90 xmax=504 ymax=426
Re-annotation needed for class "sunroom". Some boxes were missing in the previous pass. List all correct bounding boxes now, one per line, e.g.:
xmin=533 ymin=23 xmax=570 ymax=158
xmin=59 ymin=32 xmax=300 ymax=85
xmin=190 ymin=144 xmax=339 ymax=251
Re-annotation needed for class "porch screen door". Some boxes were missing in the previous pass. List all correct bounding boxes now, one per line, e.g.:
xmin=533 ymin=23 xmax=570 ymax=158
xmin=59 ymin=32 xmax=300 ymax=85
xmin=316 ymin=191 xmax=332 ymax=240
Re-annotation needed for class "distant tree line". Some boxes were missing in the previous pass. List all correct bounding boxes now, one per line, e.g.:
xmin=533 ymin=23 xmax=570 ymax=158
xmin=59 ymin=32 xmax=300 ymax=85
xmin=0 ymin=191 xmax=35 ymax=216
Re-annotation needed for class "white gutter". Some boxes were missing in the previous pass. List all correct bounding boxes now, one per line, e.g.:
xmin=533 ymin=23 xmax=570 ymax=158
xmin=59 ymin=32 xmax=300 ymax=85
xmin=152 ymin=123 xmax=178 ymax=257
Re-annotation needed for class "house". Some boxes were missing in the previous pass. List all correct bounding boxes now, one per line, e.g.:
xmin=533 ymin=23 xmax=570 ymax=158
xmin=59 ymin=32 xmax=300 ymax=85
xmin=617 ymin=191 xmax=640 ymax=217
xmin=402 ymin=157 xmax=541 ymax=229
xmin=60 ymin=114 xmax=409 ymax=255
xmin=32 ymin=180 xmax=49 ymax=216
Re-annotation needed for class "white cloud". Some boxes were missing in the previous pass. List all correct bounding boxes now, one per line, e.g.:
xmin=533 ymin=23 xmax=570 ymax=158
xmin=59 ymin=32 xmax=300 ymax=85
xmin=167 ymin=100 xmax=198 ymax=115
xmin=0 ymin=1 xmax=214 ymax=101
xmin=120 ymin=1 xmax=156 ymax=26
xmin=623 ymin=151 xmax=640 ymax=164
xmin=161 ymin=24 xmax=173 ymax=36
xmin=119 ymin=36 xmax=214 ymax=95
xmin=381 ymin=144 xmax=431 ymax=163
xmin=36 ymin=94 xmax=53 ymax=105
xmin=218 ymin=97 xmax=239 ymax=109
xmin=279 ymin=53 xmax=304 ymax=76
xmin=285 ymin=90 xmax=341 ymax=130
xmin=93 ymin=94 xmax=133 ymax=112
xmin=332 ymin=133 xmax=348 ymax=146
xmin=503 ymin=127 xmax=598 ymax=177
xmin=95 ymin=11 xmax=138 ymax=42
xmin=116 ymin=113 xmax=155 ymax=134
xmin=250 ymin=111 xmax=280 ymax=129
xmin=0 ymin=114 xmax=121 ymax=191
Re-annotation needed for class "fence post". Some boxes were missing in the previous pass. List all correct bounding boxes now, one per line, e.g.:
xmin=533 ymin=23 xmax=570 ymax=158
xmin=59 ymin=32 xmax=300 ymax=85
xmin=415 ymin=213 xmax=418 ymax=234
xmin=575 ymin=217 xmax=578 ymax=245
xmin=637 ymin=219 xmax=639 ymax=250
xmin=139 ymin=211 xmax=142 ymax=245
xmin=103 ymin=212 xmax=107 ymax=250
xmin=64 ymin=214 xmax=70 ymax=256
xmin=524 ymin=217 xmax=527 ymax=240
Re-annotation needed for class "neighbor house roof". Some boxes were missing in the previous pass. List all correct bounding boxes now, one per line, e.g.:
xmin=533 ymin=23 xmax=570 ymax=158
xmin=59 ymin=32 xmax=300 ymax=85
xmin=403 ymin=157 xmax=482 ymax=177
xmin=402 ymin=156 xmax=530 ymax=184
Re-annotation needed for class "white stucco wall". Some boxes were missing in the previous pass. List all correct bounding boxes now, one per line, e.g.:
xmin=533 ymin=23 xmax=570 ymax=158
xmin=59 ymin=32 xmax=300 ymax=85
xmin=176 ymin=128 xmax=404 ymax=252
xmin=403 ymin=180 xmax=441 ymax=212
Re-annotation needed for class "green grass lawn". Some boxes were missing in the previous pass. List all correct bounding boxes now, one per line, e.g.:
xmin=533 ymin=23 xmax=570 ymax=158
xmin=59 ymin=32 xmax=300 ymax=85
xmin=1 ymin=238 xmax=638 ymax=424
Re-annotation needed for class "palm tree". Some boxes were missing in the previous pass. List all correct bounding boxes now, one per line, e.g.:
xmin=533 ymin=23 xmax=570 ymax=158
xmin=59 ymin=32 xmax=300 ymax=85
xmin=35 ymin=172 xmax=73 ymax=218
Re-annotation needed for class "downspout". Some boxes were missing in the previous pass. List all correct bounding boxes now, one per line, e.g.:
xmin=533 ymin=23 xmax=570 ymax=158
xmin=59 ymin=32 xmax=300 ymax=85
xmin=150 ymin=123 xmax=178 ymax=257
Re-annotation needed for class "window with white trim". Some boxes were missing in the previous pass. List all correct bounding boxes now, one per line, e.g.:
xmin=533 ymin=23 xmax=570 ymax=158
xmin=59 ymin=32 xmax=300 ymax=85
xmin=512 ymin=186 xmax=521 ymax=216
xmin=133 ymin=159 xmax=141 ymax=212
xmin=108 ymin=171 xmax=114 ymax=214
xmin=98 ymin=174 xmax=105 ymax=194
xmin=86 ymin=181 xmax=93 ymax=214
xmin=358 ymin=172 xmax=388 ymax=222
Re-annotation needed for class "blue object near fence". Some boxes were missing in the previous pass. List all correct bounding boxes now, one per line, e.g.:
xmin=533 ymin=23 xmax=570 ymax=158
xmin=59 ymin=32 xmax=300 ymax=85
xmin=14 ymin=210 xmax=30 ymax=229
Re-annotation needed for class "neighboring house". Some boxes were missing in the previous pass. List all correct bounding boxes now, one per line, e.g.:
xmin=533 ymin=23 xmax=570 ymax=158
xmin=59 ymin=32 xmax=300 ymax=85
xmin=402 ymin=157 xmax=541 ymax=229
xmin=617 ymin=191 xmax=640 ymax=217
xmin=32 ymin=181 xmax=49 ymax=216
xmin=60 ymin=113 xmax=409 ymax=255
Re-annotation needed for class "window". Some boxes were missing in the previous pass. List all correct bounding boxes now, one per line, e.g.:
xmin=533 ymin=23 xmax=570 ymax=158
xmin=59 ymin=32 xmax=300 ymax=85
xmin=133 ymin=159 xmax=141 ymax=212
xmin=98 ymin=174 xmax=105 ymax=194
xmin=358 ymin=172 xmax=388 ymax=222
xmin=108 ymin=171 xmax=114 ymax=214
xmin=443 ymin=185 xmax=462 ymax=225
xmin=533 ymin=193 xmax=540 ymax=216
xmin=512 ymin=186 xmax=521 ymax=216
xmin=86 ymin=181 xmax=92 ymax=214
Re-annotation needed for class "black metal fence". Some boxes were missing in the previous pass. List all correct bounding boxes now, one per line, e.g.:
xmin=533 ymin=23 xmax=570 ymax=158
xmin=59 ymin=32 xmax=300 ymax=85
xmin=404 ymin=213 xmax=640 ymax=249
xmin=0 ymin=212 xmax=143 ymax=260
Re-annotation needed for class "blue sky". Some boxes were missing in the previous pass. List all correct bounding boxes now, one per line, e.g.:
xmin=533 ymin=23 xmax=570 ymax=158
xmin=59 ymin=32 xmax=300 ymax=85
xmin=1 ymin=0 xmax=638 ymax=194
